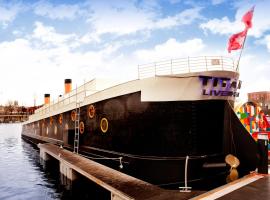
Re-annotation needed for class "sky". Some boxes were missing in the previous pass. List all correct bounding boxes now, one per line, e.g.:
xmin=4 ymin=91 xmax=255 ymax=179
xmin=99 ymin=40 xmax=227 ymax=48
xmin=0 ymin=0 xmax=270 ymax=106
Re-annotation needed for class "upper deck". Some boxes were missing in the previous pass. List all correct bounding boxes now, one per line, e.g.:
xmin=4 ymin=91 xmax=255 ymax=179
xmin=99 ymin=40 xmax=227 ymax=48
xmin=138 ymin=56 xmax=238 ymax=79
xmin=27 ymin=56 xmax=238 ymax=124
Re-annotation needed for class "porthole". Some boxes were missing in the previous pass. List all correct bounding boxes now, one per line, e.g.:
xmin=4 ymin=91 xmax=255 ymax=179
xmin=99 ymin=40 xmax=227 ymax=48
xmin=79 ymin=121 xmax=85 ymax=134
xmin=100 ymin=118 xmax=109 ymax=133
xmin=88 ymin=105 xmax=96 ymax=119
xmin=71 ymin=110 xmax=76 ymax=121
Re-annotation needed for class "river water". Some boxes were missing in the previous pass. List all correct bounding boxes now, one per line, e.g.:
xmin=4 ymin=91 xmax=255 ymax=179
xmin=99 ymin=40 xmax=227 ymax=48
xmin=0 ymin=124 xmax=109 ymax=200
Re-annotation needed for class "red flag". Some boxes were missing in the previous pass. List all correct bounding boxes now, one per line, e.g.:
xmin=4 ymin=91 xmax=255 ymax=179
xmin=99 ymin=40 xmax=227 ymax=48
xmin=228 ymin=6 xmax=254 ymax=53
xmin=242 ymin=6 xmax=254 ymax=29
xmin=228 ymin=29 xmax=247 ymax=53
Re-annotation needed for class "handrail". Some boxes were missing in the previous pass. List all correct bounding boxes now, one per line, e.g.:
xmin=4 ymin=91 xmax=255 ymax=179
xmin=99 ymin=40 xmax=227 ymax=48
xmin=138 ymin=56 xmax=237 ymax=79
xmin=27 ymin=56 xmax=237 ymax=123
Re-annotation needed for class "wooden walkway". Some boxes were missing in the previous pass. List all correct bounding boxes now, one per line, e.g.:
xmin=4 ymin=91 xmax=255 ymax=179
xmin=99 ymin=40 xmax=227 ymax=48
xmin=191 ymin=173 xmax=270 ymax=200
xmin=38 ymin=143 xmax=270 ymax=200
xmin=38 ymin=143 xmax=202 ymax=200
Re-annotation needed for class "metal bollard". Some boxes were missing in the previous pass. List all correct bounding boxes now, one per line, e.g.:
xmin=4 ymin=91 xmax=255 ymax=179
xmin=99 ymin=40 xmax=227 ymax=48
xmin=257 ymin=133 xmax=269 ymax=174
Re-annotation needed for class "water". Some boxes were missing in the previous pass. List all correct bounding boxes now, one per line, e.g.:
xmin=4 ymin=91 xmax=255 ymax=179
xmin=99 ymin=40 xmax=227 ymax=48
xmin=0 ymin=124 xmax=109 ymax=200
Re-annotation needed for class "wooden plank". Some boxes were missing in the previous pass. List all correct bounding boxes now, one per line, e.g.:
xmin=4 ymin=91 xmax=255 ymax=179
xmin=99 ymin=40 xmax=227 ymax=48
xmin=38 ymin=143 xmax=202 ymax=200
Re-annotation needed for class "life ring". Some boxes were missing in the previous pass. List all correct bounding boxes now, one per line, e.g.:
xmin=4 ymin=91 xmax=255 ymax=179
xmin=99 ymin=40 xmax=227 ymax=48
xmin=50 ymin=116 xmax=53 ymax=125
xmin=79 ymin=121 xmax=85 ymax=134
xmin=88 ymin=105 xmax=95 ymax=119
xmin=59 ymin=114 xmax=63 ymax=125
xmin=100 ymin=118 xmax=109 ymax=133
xmin=71 ymin=110 xmax=76 ymax=121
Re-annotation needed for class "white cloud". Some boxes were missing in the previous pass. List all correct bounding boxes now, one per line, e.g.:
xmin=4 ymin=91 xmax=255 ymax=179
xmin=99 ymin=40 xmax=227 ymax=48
xmin=200 ymin=17 xmax=244 ymax=35
xmin=134 ymin=38 xmax=205 ymax=62
xmin=255 ymin=34 xmax=270 ymax=53
xmin=264 ymin=35 xmax=270 ymax=52
xmin=32 ymin=22 xmax=78 ymax=47
xmin=0 ymin=22 xmax=139 ymax=105
xmin=88 ymin=1 xmax=202 ymax=36
xmin=237 ymin=54 xmax=270 ymax=101
xmin=211 ymin=0 xmax=226 ymax=5
xmin=34 ymin=1 xmax=82 ymax=20
xmin=0 ymin=4 xmax=21 ymax=28
xmin=200 ymin=1 xmax=270 ymax=38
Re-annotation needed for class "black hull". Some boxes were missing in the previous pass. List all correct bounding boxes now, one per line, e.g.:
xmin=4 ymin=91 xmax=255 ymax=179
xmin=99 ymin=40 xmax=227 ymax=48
xmin=22 ymin=92 xmax=258 ymax=189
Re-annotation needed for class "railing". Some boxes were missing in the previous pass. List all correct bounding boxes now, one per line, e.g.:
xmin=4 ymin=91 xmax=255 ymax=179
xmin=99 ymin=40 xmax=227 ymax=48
xmin=28 ymin=79 xmax=99 ymax=123
xmin=138 ymin=56 xmax=237 ymax=79
xmin=28 ymin=56 xmax=238 ymax=123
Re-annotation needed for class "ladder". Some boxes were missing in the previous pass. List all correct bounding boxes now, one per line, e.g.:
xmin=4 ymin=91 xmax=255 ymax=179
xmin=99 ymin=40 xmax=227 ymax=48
xmin=74 ymin=99 xmax=80 ymax=153
xmin=74 ymin=102 xmax=80 ymax=153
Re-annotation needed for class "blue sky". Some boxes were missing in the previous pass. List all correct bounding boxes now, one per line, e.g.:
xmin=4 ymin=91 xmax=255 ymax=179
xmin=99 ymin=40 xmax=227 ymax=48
xmin=0 ymin=0 xmax=269 ymax=105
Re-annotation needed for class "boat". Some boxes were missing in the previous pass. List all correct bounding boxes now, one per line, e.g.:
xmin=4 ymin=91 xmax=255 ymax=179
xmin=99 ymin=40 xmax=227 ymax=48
xmin=21 ymin=56 xmax=259 ymax=189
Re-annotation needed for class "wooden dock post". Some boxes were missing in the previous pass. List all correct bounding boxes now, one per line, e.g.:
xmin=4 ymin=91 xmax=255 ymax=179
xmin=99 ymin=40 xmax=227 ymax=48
xmin=40 ymin=148 xmax=51 ymax=161
xmin=60 ymin=161 xmax=78 ymax=181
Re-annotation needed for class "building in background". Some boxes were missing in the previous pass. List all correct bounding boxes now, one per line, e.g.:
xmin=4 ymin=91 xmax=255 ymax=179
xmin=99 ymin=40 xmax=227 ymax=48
xmin=248 ymin=91 xmax=270 ymax=115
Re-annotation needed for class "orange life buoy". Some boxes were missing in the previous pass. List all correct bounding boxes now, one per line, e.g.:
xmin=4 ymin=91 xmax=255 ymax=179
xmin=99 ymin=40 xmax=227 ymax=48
xmin=71 ymin=110 xmax=76 ymax=121
xmin=50 ymin=116 xmax=53 ymax=125
xmin=100 ymin=118 xmax=109 ymax=133
xmin=88 ymin=105 xmax=95 ymax=119
xmin=59 ymin=114 xmax=63 ymax=124
xmin=79 ymin=121 xmax=84 ymax=134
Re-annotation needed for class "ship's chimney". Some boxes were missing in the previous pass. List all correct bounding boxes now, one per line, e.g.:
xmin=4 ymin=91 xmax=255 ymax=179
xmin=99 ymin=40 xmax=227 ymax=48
xmin=44 ymin=94 xmax=50 ymax=105
xmin=65 ymin=79 xmax=72 ymax=94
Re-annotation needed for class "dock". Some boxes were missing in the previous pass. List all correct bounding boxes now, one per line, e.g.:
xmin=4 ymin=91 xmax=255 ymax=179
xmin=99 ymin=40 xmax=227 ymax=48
xmin=38 ymin=143 xmax=202 ymax=200
xmin=38 ymin=143 xmax=270 ymax=200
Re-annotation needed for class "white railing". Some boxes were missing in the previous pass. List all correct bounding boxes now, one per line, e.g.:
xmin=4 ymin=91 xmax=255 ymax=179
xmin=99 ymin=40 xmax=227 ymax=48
xmin=27 ymin=56 xmax=238 ymax=123
xmin=28 ymin=79 xmax=99 ymax=123
xmin=138 ymin=56 xmax=238 ymax=79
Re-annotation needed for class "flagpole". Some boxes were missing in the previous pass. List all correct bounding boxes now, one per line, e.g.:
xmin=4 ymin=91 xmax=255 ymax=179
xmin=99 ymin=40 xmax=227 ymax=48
xmin=236 ymin=30 xmax=248 ymax=71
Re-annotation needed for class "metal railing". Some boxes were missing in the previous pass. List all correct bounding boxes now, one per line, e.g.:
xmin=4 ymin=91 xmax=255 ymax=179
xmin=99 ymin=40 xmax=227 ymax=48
xmin=27 ymin=56 xmax=237 ymax=123
xmin=28 ymin=79 xmax=99 ymax=123
xmin=138 ymin=56 xmax=237 ymax=79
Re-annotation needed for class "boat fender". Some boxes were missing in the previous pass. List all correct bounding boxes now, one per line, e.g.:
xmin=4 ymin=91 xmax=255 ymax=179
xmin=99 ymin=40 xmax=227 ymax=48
xmin=79 ymin=121 xmax=85 ymax=134
xmin=100 ymin=118 xmax=109 ymax=133
xmin=88 ymin=105 xmax=95 ymax=119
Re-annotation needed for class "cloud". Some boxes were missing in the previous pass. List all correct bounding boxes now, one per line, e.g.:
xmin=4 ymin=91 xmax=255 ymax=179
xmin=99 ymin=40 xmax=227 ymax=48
xmin=0 ymin=3 xmax=21 ymax=28
xmin=134 ymin=38 xmax=205 ymax=62
xmin=200 ymin=17 xmax=244 ymax=35
xmin=200 ymin=1 xmax=270 ymax=38
xmin=0 ymin=21 xmax=139 ymax=105
xmin=237 ymin=54 xmax=270 ymax=101
xmin=87 ymin=1 xmax=203 ymax=36
xmin=33 ymin=1 xmax=82 ymax=20
xmin=32 ymin=22 xmax=78 ymax=47
xmin=256 ymin=34 xmax=270 ymax=52
xmin=211 ymin=0 xmax=226 ymax=5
